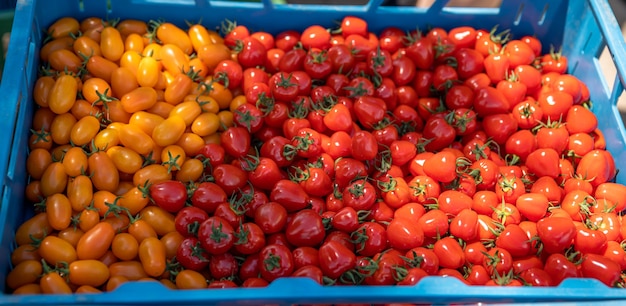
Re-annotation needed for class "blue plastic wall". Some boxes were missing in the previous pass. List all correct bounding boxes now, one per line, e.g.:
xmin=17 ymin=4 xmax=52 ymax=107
xmin=1 ymin=0 xmax=626 ymax=304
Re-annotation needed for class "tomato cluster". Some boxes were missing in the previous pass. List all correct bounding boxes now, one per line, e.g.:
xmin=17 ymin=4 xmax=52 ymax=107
xmin=9 ymin=14 xmax=626 ymax=295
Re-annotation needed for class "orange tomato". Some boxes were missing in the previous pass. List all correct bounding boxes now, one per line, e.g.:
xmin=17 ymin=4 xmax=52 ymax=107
xmin=25 ymin=181 xmax=44 ymax=204
xmin=48 ymin=48 xmax=82 ymax=73
xmin=138 ymin=237 xmax=167 ymax=277
xmin=188 ymin=23 xmax=212 ymax=52
xmin=45 ymin=193 xmax=73 ymax=230
xmin=99 ymin=250 xmax=120 ymax=266
xmin=79 ymin=208 xmax=100 ymax=233
xmin=94 ymin=128 xmax=120 ymax=151
xmin=39 ymin=235 xmax=78 ymax=265
xmin=160 ymin=278 xmax=177 ymax=290
xmin=29 ymin=130 xmax=53 ymax=151
xmin=191 ymin=112 xmax=220 ymax=137
xmin=75 ymin=285 xmax=102 ymax=294
xmin=48 ymin=17 xmax=80 ymax=39
xmin=156 ymin=22 xmax=193 ymax=54
xmin=6 ymin=260 xmax=43 ymax=290
xmin=40 ymin=162 xmax=68 ymax=197
xmin=119 ymin=186 xmax=150 ymax=215
xmin=176 ymin=269 xmax=208 ymax=289
xmin=82 ymin=77 xmax=112 ymax=104
xmin=197 ymin=43 xmax=231 ymax=73
xmin=112 ymin=233 xmax=139 ymax=261
xmin=124 ymin=33 xmax=145 ymax=53
xmin=71 ymin=99 xmax=101 ymax=120
xmin=50 ymin=112 xmax=77 ymax=145
xmin=67 ymin=175 xmax=93 ymax=211
xmin=92 ymin=189 xmax=119 ymax=218
xmin=80 ymin=17 xmax=104 ymax=32
xmin=160 ymin=43 xmax=190 ymax=75
xmin=147 ymin=101 xmax=175 ymax=118
xmin=203 ymin=132 xmax=221 ymax=145
xmin=69 ymin=260 xmax=110 ymax=287
xmin=137 ymin=56 xmax=160 ymax=89
xmin=32 ymin=107 xmax=56 ymax=131
xmin=33 ymin=76 xmax=55 ymax=108
xmin=48 ymin=74 xmax=78 ymax=114
xmin=107 ymin=100 xmax=132 ymax=123
xmin=164 ymin=73 xmax=194 ymax=105
xmin=119 ymin=50 xmax=142 ymax=76
xmin=105 ymin=275 xmax=129 ymax=292
xmin=50 ymin=144 xmax=72 ymax=162
xmin=189 ymin=57 xmax=208 ymax=78
xmin=40 ymin=270 xmax=72 ymax=294
xmin=176 ymin=132 xmax=204 ymax=156
xmin=129 ymin=111 xmax=165 ymax=135
xmin=83 ymin=27 xmax=102 ymax=43
xmin=175 ymin=158 xmax=204 ymax=182
xmin=128 ymin=218 xmax=158 ymax=244
xmin=160 ymin=231 xmax=184 ymax=259
xmin=208 ymin=81 xmax=233 ymax=110
xmin=140 ymin=206 xmax=176 ymax=236
xmin=107 ymin=146 xmax=143 ymax=174
xmin=132 ymin=163 xmax=172 ymax=187
xmin=218 ymin=110 xmax=234 ymax=130
xmin=114 ymin=179 xmax=134 ymax=194
xmin=88 ymin=151 xmax=120 ymax=192
xmin=169 ymin=100 xmax=202 ymax=125
xmin=73 ymin=35 xmax=101 ymax=57
xmin=161 ymin=145 xmax=186 ymax=171
xmin=121 ymin=86 xmax=158 ymax=113
xmin=62 ymin=146 xmax=88 ymax=177
xmin=15 ymin=213 xmax=52 ymax=246
xmin=103 ymin=213 xmax=131 ymax=233
xmin=117 ymin=19 xmax=148 ymax=38
xmin=118 ymin=123 xmax=155 ymax=155
xmin=26 ymin=148 xmax=52 ymax=180
xmin=76 ymin=221 xmax=116 ymax=260
xmin=111 ymin=67 xmax=139 ymax=98
xmin=11 ymin=244 xmax=41 ymax=266
xmin=12 ymin=283 xmax=42 ymax=295
xmin=152 ymin=115 xmax=186 ymax=147
xmin=100 ymin=26 xmax=125 ymax=61
xmin=70 ymin=115 xmax=101 ymax=146
xmin=86 ymin=55 xmax=119 ymax=84
xmin=39 ymin=36 xmax=74 ymax=62
xmin=229 ymin=95 xmax=248 ymax=112
xmin=109 ymin=261 xmax=147 ymax=280
xmin=58 ymin=227 xmax=85 ymax=248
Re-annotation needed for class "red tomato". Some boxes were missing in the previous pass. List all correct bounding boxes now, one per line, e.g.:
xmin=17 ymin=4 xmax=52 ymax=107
xmin=149 ymin=180 xmax=187 ymax=213
xmin=536 ymin=217 xmax=576 ymax=254
xmin=259 ymin=244 xmax=294 ymax=282
xmin=433 ymin=237 xmax=465 ymax=269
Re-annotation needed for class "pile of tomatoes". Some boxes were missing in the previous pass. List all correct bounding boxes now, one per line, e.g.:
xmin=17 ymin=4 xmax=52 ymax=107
xmin=7 ymin=12 xmax=626 ymax=296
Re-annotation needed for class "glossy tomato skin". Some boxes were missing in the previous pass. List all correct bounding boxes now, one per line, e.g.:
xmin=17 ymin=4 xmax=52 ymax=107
xmin=318 ymin=240 xmax=357 ymax=279
xmin=259 ymin=244 xmax=295 ymax=282
xmin=177 ymin=237 xmax=210 ymax=270
xmin=149 ymin=180 xmax=187 ymax=213
xmin=285 ymin=209 xmax=326 ymax=247
xmin=197 ymin=216 xmax=235 ymax=255
xmin=352 ymin=222 xmax=387 ymax=257
xmin=174 ymin=206 xmax=209 ymax=237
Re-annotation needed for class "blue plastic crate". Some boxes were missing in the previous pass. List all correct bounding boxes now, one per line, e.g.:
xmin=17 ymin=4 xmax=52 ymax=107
xmin=1 ymin=0 xmax=626 ymax=304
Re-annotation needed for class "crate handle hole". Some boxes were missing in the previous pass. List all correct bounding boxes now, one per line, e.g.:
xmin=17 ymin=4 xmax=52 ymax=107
xmin=417 ymin=0 xmax=502 ymax=8
xmin=538 ymin=3 xmax=549 ymax=25
xmin=513 ymin=2 xmax=524 ymax=26
xmin=598 ymin=45 xmax=626 ymax=108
